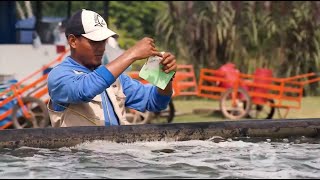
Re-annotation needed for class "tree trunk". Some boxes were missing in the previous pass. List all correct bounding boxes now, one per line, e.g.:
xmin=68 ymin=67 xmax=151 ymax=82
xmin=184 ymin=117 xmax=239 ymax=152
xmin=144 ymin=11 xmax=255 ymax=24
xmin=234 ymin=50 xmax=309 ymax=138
xmin=34 ymin=2 xmax=42 ymax=33
xmin=24 ymin=1 xmax=33 ymax=18
xmin=103 ymin=1 xmax=109 ymax=24
xmin=67 ymin=1 xmax=72 ymax=18
xmin=16 ymin=1 xmax=26 ymax=20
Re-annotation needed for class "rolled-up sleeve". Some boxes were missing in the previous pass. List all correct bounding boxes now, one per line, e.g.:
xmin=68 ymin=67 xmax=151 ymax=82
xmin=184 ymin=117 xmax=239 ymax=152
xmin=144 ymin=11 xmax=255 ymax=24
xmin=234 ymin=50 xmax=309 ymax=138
xmin=120 ymin=74 xmax=172 ymax=112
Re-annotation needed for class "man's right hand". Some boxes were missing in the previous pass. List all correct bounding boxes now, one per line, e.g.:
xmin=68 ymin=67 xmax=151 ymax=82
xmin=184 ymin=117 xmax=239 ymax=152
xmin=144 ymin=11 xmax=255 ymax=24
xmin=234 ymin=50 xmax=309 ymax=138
xmin=126 ymin=37 xmax=163 ymax=61
xmin=105 ymin=37 xmax=163 ymax=79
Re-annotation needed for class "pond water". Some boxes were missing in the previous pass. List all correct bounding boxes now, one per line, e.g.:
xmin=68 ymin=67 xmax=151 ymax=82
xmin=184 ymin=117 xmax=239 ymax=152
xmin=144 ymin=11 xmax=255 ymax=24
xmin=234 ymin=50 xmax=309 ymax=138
xmin=0 ymin=138 xmax=320 ymax=179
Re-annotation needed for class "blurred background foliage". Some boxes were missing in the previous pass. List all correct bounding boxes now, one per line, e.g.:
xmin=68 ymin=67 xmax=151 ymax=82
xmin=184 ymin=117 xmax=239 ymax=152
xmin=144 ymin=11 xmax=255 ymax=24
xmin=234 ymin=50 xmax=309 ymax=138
xmin=30 ymin=1 xmax=320 ymax=95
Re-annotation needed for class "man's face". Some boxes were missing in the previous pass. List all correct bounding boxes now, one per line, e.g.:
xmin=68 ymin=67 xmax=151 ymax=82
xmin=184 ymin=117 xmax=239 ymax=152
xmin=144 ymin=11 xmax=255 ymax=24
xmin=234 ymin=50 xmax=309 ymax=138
xmin=71 ymin=35 xmax=107 ymax=70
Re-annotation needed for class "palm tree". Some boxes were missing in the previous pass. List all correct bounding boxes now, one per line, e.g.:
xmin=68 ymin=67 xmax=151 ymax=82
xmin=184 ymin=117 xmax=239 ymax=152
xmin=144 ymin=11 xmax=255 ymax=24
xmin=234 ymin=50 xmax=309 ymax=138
xmin=156 ymin=1 xmax=237 ymax=77
xmin=277 ymin=1 xmax=320 ymax=95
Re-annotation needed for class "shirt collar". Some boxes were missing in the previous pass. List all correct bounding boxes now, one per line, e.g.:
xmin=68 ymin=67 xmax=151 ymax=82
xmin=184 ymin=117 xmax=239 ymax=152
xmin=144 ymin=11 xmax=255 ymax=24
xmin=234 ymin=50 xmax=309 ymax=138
xmin=63 ymin=56 xmax=101 ymax=74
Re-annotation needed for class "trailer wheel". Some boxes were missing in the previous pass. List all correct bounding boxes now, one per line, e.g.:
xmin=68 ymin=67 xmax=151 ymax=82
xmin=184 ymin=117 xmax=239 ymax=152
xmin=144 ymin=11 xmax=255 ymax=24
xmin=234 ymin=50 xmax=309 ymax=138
xmin=126 ymin=109 xmax=153 ymax=125
xmin=126 ymin=100 xmax=175 ymax=124
xmin=248 ymin=99 xmax=275 ymax=119
xmin=11 ymin=97 xmax=50 ymax=129
xmin=154 ymin=100 xmax=175 ymax=123
xmin=220 ymin=88 xmax=251 ymax=120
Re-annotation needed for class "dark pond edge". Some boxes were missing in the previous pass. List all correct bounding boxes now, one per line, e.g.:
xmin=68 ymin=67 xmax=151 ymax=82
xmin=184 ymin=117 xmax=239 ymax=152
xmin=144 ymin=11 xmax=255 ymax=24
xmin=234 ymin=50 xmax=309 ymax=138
xmin=0 ymin=118 xmax=319 ymax=148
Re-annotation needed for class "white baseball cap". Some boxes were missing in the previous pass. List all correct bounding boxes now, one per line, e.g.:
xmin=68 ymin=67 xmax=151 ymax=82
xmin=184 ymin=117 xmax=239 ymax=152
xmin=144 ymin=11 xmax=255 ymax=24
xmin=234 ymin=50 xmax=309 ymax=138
xmin=65 ymin=9 xmax=117 ymax=41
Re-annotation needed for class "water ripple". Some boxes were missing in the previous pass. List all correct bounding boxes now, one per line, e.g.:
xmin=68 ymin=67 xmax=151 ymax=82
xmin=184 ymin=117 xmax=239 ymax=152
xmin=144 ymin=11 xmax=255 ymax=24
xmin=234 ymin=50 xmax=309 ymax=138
xmin=0 ymin=139 xmax=320 ymax=178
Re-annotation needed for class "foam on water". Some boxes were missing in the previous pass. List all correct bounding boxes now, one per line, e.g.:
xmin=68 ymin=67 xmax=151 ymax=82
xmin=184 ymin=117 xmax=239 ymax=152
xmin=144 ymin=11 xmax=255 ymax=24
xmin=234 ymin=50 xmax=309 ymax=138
xmin=0 ymin=139 xmax=320 ymax=178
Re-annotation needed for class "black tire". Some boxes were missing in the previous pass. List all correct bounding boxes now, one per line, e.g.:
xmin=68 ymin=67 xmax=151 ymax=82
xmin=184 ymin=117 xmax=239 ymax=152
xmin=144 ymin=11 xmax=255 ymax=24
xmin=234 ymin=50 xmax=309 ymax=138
xmin=219 ymin=88 xmax=251 ymax=120
xmin=126 ymin=109 xmax=153 ymax=125
xmin=166 ymin=100 xmax=175 ymax=123
xmin=248 ymin=99 xmax=275 ymax=119
xmin=11 ymin=97 xmax=50 ymax=129
xmin=154 ymin=100 xmax=175 ymax=123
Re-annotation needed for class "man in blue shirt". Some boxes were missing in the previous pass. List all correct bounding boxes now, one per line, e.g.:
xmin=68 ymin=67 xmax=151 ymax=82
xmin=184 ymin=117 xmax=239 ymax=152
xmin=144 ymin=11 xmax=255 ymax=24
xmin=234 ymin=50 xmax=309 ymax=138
xmin=47 ymin=9 xmax=177 ymax=127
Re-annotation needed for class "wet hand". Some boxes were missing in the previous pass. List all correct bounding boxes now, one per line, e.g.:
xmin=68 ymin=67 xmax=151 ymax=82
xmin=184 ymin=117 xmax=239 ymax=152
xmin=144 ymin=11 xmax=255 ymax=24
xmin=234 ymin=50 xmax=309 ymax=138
xmin=160 ymin=52 xmax=177 ymax=73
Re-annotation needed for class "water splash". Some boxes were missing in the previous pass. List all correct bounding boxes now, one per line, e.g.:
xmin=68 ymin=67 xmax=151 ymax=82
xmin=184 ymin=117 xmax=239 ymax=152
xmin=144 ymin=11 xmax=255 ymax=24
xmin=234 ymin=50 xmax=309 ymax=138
xmin=0 ymin=139 xmax=320 ymax=178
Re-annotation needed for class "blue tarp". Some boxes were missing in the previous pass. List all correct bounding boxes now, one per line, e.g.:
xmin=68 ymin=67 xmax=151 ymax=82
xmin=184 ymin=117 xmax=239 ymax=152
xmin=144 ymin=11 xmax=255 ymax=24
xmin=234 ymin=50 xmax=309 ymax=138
xmin=0 ymin=79 xmax=18 ymax=127
xmin=15 ymin=17 xmax=36 ymax=44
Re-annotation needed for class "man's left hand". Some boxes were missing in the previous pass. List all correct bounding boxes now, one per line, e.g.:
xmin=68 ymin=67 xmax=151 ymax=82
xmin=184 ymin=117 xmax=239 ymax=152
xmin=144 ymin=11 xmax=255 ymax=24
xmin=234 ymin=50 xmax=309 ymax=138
xmin=160 ymin=52 xmax=177 ymax=74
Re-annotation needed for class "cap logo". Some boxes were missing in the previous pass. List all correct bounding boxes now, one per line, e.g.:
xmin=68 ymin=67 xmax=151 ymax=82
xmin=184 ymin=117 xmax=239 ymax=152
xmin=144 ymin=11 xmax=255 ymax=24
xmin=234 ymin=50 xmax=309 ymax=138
xmin=94 ymin=13 xmax=106 ymax=27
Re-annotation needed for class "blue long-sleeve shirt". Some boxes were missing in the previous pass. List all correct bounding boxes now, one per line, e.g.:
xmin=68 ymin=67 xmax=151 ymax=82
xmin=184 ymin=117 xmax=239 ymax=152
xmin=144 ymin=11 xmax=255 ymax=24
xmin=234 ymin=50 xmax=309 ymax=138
xmin=47 ymin=56 xmax=172 ymax=125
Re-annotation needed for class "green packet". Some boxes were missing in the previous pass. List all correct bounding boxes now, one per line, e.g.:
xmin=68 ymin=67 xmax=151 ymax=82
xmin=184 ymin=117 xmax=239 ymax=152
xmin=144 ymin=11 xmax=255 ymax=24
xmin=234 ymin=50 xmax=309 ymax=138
xmin=139 ymin=55 xmax=175 ymax=90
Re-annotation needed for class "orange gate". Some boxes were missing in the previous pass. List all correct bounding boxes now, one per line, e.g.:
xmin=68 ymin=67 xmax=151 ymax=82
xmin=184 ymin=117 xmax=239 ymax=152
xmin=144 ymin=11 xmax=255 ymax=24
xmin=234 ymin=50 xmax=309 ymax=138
xmin=198 ymin=66 xmax=320 ymax=120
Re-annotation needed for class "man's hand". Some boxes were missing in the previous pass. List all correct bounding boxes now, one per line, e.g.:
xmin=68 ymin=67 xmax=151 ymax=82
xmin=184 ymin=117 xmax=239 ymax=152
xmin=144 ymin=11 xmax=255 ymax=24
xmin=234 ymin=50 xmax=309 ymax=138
xmin=126 ymin=37 xmax=163 ymax=61
xmin=160 ymin=52 xmax=177 ymax=74
xmin=157 ymin=52 xmax=177 ymax=96
xmin=105 ymin=37 xmax=176 ymax=80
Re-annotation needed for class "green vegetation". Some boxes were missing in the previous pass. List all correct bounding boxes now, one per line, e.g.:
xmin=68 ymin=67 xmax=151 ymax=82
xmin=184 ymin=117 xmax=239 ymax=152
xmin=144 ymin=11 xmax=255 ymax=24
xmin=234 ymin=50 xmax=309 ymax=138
xmin=28 ymin=1 xmax=320 ymax=94
xmin=156 ymin=1 xmax=320 ymax=95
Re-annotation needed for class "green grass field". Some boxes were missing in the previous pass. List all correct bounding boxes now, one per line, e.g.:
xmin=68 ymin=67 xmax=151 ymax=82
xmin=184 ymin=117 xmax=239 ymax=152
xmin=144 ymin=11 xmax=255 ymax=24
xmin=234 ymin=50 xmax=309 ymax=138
xmin=165 ymin=96 xmax=320 ymax=123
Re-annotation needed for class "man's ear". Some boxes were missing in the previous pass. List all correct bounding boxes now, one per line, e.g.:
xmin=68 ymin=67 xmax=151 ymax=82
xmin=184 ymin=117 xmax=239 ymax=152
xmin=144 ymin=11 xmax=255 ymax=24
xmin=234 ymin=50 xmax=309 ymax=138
xmin=67 ymin=34 xmax=78 ymax=49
